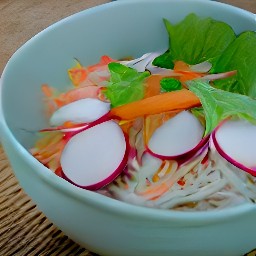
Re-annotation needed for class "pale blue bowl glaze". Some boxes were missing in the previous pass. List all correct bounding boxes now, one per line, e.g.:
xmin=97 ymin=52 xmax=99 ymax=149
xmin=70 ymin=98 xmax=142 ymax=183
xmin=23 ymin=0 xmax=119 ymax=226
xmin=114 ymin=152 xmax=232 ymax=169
xmin=1 ymin=1 xmax=256 ymax=255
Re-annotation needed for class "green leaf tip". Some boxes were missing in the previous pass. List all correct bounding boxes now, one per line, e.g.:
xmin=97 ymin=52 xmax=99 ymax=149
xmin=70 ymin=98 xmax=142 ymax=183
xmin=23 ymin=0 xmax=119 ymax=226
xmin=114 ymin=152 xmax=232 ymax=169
xmin=105 ymin=62 xmax=150 ymax=108
xmin=188 ymin=80 xmax=256 ymax=135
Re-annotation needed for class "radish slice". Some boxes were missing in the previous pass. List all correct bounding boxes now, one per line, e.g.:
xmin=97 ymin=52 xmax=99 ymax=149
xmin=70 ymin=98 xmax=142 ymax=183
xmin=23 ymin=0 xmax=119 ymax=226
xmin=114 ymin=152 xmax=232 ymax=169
xmin=42 ymin=111 xmax=111 ymax=135
xmin=147 ymin=111 xmax=207 ymax=161
xmin=60 ymin=120 xmax=128 ymax=190
xmin=40 ymin=123 xmax=89 ymax=133
xmin=212 ymin=119 xmax=256 ymax=176
xmin=50 ymin=98 xmax=110 ymax=126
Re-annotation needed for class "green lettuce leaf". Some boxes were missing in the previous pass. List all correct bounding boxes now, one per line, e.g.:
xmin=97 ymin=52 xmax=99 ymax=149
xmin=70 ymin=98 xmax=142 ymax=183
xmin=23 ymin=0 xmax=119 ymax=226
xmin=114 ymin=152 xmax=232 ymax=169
xmin=153 ymin=13 xmax=236 ymax=68
xmin=188 ymin=80 xmax=256 ymax=135
xmin=105 ymin=63 xmax=150 ymax=107
xmin=212 ymin=31 xmax=256 ymax=97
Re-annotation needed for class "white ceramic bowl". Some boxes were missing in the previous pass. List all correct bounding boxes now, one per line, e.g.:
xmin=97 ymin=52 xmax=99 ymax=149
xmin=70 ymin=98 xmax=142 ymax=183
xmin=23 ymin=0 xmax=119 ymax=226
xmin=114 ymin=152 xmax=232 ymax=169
xmin=1 ymin=1 xmax=256 ymax=255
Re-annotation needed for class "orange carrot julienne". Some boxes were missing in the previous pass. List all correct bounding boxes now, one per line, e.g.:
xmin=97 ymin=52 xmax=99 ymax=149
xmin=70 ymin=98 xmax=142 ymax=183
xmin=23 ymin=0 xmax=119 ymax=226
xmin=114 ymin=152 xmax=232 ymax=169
xmin=68 ymin=67 xmax=87 ymax=86
xmin=109 ymin=89 xmax=201 ymax=120
xmin=179 ymin=71 xmax=203 ymax=85
xmin=143 ymin=111 xmax=180 ymax=145
xmin=41 ymin=84 xmax=52 ymax=97
xmin=174 ymin=60 xmax=191 ymax=72
xmin=173 ymin=60 xmax=204 ymax=85
xmin=138 ymin=182 xmax=170 ymax=200
xmin=144 ymin=75 xmax=162 ymax=98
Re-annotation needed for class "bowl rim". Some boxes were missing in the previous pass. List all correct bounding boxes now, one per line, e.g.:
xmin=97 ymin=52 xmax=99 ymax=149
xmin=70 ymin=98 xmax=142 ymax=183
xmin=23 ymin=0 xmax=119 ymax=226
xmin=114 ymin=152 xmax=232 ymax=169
xmin=1 ymin=0 xmax=256 ymax=224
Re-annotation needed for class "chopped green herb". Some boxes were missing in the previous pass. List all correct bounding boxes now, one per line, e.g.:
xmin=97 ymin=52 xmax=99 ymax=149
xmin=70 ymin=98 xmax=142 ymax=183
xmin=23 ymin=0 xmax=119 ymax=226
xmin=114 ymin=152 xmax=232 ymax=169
xmin=160 ymin=78 xmax=182 ymax=92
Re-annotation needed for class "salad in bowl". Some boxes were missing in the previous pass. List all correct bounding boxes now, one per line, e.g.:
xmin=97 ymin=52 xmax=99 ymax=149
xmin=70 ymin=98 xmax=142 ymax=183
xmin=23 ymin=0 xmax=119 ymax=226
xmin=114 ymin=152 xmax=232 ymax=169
xmin=1 ymin=1 xmax=256 ymax=255
xmin=31 ymin=13 xmax=256 ymax=211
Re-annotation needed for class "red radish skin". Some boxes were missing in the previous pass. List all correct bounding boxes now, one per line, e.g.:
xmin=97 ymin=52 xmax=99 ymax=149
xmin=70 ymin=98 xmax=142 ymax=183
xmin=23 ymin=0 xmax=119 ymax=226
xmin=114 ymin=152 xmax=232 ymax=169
xmin=212 ymin=120 xmax=256 ymax=176
xmin=60 ymin=120 xmax=129 ymax=190
xmin=50 ymin=98 xmax=111 ymax=126
xmin=146 ymin=136 xmax=209 ymax=164
xmin=41 ymin=111 xmax=111 ymax=134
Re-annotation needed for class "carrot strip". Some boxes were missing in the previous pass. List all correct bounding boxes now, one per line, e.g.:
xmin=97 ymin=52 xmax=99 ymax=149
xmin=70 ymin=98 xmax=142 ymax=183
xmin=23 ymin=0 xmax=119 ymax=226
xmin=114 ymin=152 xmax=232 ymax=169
xmin=144 ymin=75 xmax=162 ymax=98
xmin=68 ymin=68 xmax=87 ymax=86
xmin=109 ymin=89 xmax=201 ymax=120
xmin=41 ymin=84 xmax=54 ymax=97
xmin=179 ymin=71 xmax=203 ymax=84
xmin=174 ymin=60 xmax=191 ymax=72
xmin=173 ymin=60 xmax=204 ymax=85
xmin=144 ymin=111 xmax=180 ymax=145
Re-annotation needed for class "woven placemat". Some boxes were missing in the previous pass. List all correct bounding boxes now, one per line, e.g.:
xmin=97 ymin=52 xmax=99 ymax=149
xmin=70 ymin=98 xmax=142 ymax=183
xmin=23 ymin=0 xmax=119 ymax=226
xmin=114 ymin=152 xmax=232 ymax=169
xmin=0 ymin=145 xmax=97 ymax=256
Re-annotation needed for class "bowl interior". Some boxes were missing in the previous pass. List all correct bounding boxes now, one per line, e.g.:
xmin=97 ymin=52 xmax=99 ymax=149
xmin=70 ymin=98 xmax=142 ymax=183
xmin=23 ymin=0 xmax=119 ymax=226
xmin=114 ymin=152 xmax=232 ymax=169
xmin=1 ymin=0 xmax=256 ymax=221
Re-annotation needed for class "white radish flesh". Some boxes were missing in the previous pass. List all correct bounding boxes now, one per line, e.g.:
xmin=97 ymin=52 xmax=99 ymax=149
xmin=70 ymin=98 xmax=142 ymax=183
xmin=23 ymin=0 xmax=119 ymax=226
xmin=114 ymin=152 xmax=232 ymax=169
xmin=213 ymin=119 xmax=256 ymax=170
xmin=148 ymin=111 xmax=204 ymax=158
xmin=60 ymin=120 xmax=127 ymax=189
xmin=50 ymin=98 xmax=110 ymax=126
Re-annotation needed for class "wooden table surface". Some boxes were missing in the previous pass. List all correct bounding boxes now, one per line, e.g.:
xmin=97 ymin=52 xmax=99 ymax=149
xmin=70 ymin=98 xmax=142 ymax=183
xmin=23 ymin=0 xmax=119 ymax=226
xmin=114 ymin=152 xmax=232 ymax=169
xmin=0 ymin=1 xmax=255 ymax=256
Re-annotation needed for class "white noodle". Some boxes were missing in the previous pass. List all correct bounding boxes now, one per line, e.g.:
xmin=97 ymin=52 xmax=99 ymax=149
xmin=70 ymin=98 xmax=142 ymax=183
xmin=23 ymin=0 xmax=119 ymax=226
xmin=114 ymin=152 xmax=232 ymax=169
xmin=159 ymin=179 xmax=227 ymax=209
xmin=107 ymin=145 xmax=256 ymax=211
